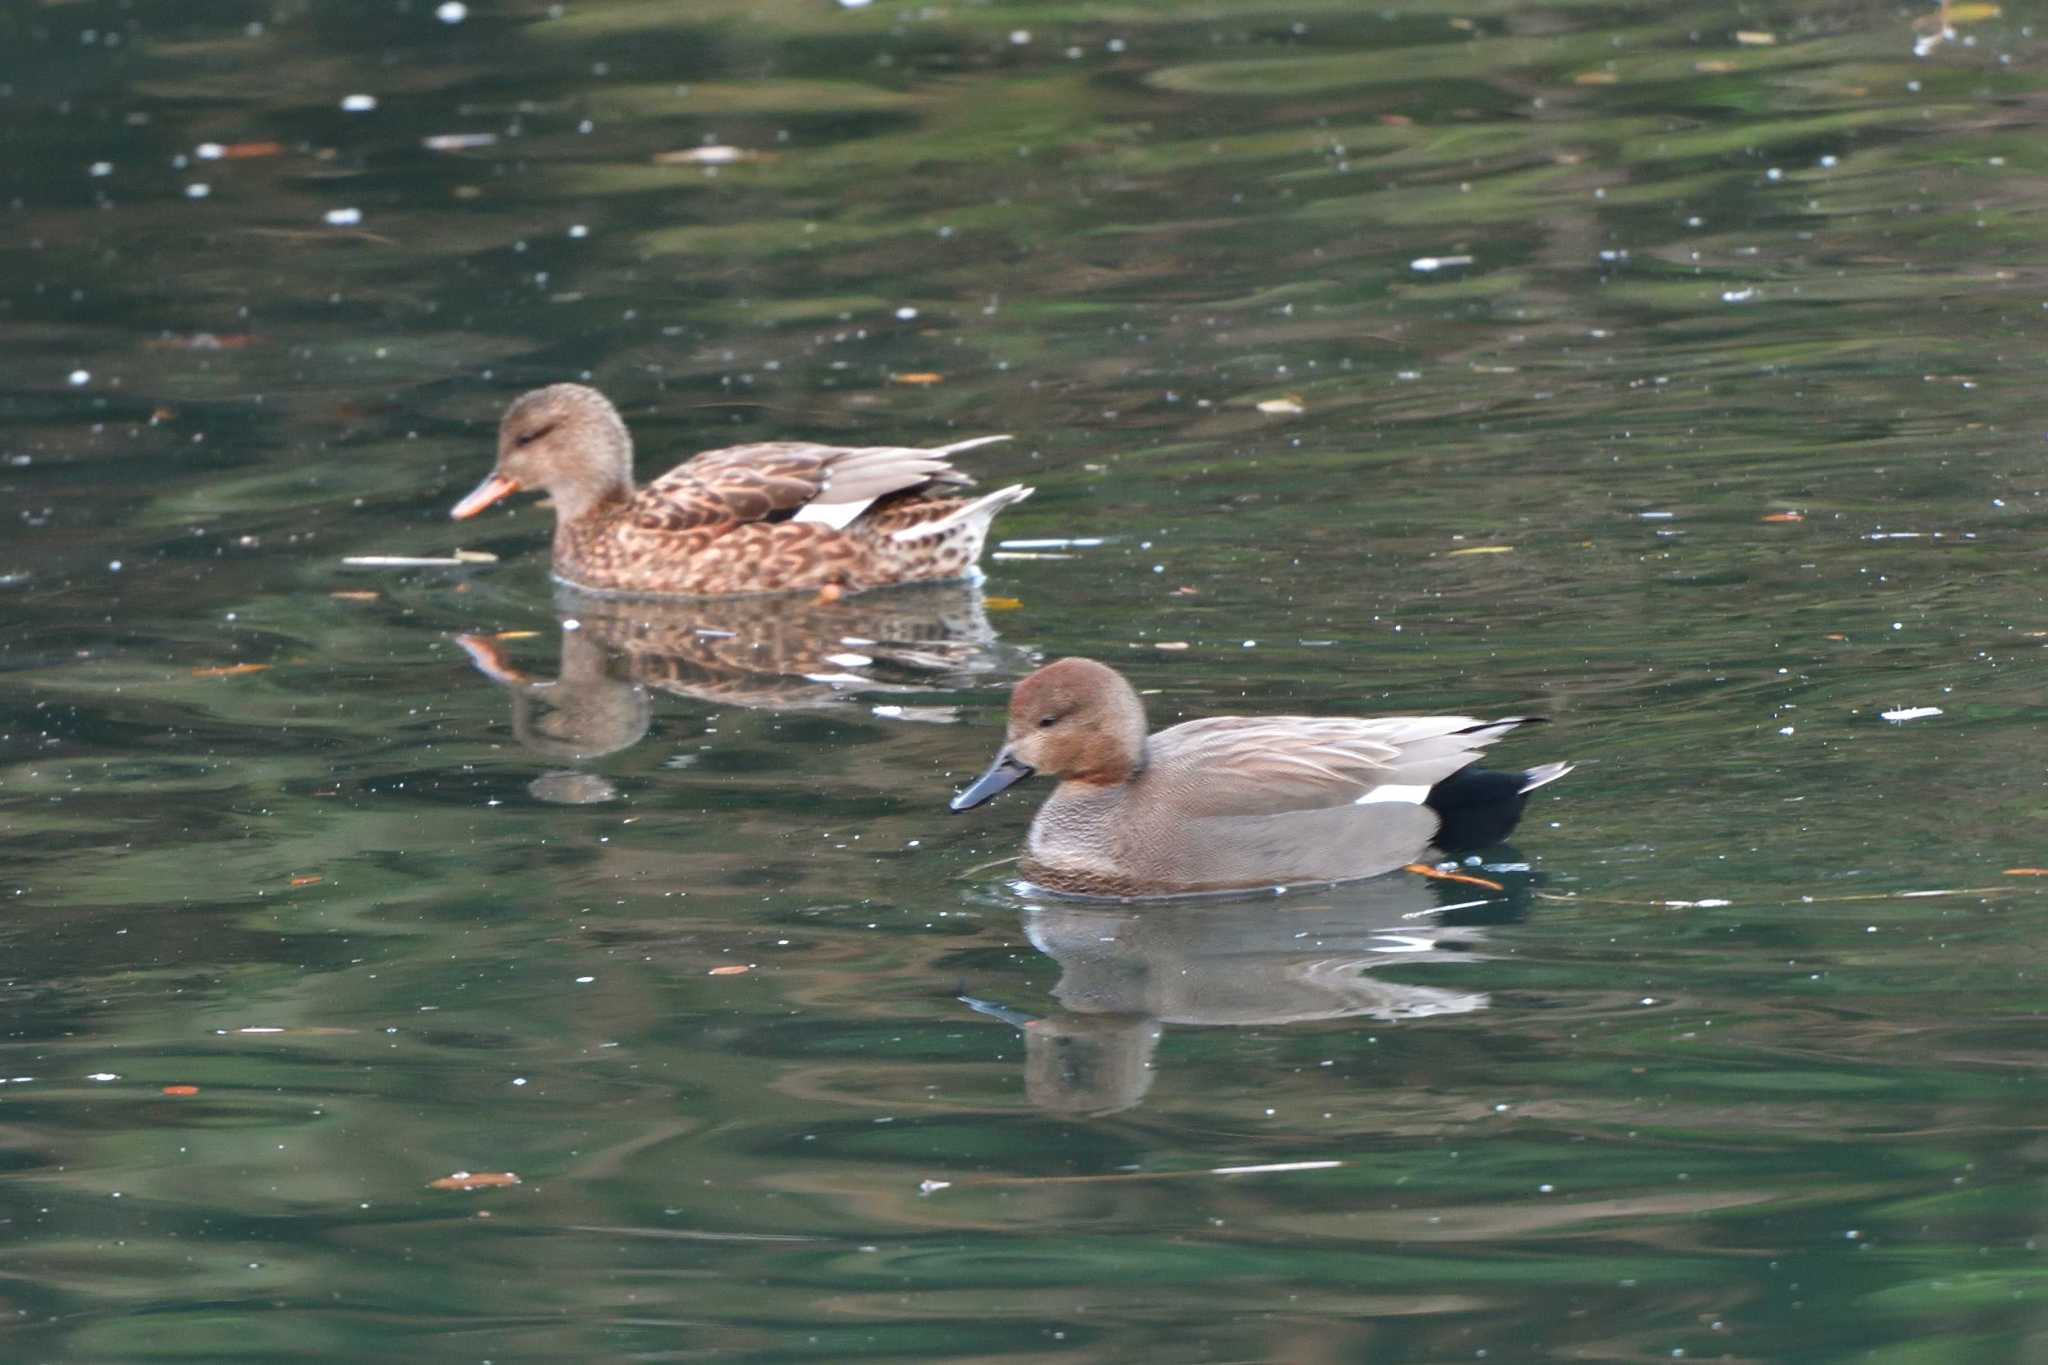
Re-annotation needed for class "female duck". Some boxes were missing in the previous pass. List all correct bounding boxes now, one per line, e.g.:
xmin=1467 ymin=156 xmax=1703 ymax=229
xmin=450 ymin=384 xmax=1032 ymax=597
xmin=949 ymin=657 xmax=1570 ymax=897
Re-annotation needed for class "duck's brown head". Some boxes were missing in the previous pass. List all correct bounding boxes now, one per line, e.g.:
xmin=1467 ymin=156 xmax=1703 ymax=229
xmin=950 ymin=657 xmax=1148 ymax=811
xmin=450 ymin=383 xmax=635 ymax=523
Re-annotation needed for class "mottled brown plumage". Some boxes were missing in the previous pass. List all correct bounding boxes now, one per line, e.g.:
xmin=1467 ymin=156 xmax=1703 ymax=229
xmin=950 ymin=657 xmax=1568 ymax=898
xmin=450 ymin=384 xmax=1033 ymax=597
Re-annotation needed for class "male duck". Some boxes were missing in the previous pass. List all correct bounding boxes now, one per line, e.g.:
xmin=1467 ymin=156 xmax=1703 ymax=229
xmin=950 ymin=657 xmax=1571 ymax=897
xmin=450 ymin=384 xmax=1033 ymax=597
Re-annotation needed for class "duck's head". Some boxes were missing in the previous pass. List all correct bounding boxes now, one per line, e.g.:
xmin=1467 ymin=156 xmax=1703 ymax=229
xmin=450 ymin=383 xmax=635 ymax=523
xmin=950 ymin=657 xmax=1148 ymax=811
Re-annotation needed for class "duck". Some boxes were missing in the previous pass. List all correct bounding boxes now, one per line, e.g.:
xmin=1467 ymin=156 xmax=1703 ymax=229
xmin=449 ymin=383 xmax=1033 ymax=597
xmin=948 ymin=656 xmax=1571 ymax=898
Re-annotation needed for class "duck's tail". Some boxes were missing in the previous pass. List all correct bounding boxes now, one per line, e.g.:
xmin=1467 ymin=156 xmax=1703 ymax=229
xmin=889 ymin=483 xmax=1035 ymax=556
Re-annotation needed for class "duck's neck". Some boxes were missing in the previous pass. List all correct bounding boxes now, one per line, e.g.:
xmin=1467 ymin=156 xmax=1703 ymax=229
xmin=549 ymin=467 xmax=634 ymax=524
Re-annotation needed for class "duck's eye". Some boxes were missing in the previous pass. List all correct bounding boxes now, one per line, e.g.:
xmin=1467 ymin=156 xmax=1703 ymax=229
xmin=513 ymin=422 xmax=556 ymax=448
xmin=1038 ymin=714 xmax=1059 ymax=728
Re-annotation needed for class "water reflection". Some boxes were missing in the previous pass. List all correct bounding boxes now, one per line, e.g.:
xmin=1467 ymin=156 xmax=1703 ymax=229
xmin=970 ymin=869 xmax=1535 ymax=1115
xmin=456 ymin=580 xmax=1019 ymax=797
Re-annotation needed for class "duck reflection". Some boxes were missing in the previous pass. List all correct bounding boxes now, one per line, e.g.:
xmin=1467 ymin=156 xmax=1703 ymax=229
xmin=966 ymin=867 xmax=1536 ymax=1115
xmin=458 ymin=581 xmax=1015 ymax=800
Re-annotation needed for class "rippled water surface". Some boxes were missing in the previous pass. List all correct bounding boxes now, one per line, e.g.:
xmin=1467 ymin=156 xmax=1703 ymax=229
xmin=6 ymin=1 xmax=2048 ymax=1360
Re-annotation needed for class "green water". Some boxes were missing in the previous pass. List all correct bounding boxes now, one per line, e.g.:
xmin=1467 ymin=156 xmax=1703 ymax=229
xmin=4 ymin=1 xmax=2047 ymax=1360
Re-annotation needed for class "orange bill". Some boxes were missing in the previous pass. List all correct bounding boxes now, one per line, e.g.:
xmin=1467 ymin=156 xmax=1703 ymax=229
xmin=450 ymin=471 xmax=521 ymax=520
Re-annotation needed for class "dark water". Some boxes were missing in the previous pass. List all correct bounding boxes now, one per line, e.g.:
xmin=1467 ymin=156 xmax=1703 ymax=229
xmin=5 ymin=2 xmax=2048 ymax=1360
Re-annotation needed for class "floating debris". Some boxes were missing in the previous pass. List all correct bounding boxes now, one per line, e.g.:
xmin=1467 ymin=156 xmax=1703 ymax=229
xmin=161 ymin=1085 xmax=200 ymax=1096
xmin=1761 ymin=511 xmax=1805 ymax=523
xmin=891 ymin=372 xmax=944 ymax=385
xmin=423 ymin=132 xmax=499 ymax=151
xmin=289 ymin=874 xmax=324 ymax=887
xmin=341 ymin=94 xmax=378 ymax=112
xmin=997 ymin=537 xmax=1104 ymax=550
xmin=653 ymin=146 xmax=771 ymax=166
xmin=1447 ymin=545 xmax=1514 ymax=556
xmin=429 ymin=1171 xmax=521 ymax=1191
xmin=1256 ymin=395 xmax=1306 ymax=415
xmin=191 ymin=662 xmax=272 ymax=678
xmin=1734 ymin=30 xmax=1778 ymax=45
xmin=323 ymin=207 xmax=363 ymax=226
xmin=341 ymin=550 xmax=498 ymax=568
xmin=707 ymin=965 xmax=751 ymax=976
xmin=919 ymin=1158 xmax=1343 ymax=1194
xmin=1410 ymin=254 xmax=1474 ymax=272
xmin=1880 ymin=706 xmax=1943 ymax=722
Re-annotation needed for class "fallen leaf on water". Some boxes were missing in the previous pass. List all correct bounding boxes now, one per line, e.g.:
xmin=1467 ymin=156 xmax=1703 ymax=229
xmin=192 ymin=662 xmax=272 ymax=678
xmin=162 ymin=1085 xmax=200 ymax=1096
xmin=1734 ymin=30 xmax=1777 ymax=45
xmin=1403 ymin=863 xmax=1505 ymax=891
xmin=454 ymin=549 xmax=499 ymax=564
xmin=219 ymin=141 xmax=284 ymax=160
xmin=429 ymin=1171 xmax=522 ymax=1191
xmin=1171 ymin=586 xmax=1200 ymax=596
xmin=1256 ymin=395 xmax=1306 ymax=415
xmin=147 ymin=333 xmax=255 ymax=351
xmin=1154 ymin=641 xmax=1190 ymax=651
xmin=1573 ymin=70 xmax=1620 ymax=85
xmin=492 ymin=630 xmax=540 ymax=641
xmin=1945 ymin=3 xmax=2004 ymax=22
xmin=150 ymin=406 xmax=177 ymax=424
xmin=891 ymin=372 xmax=944 ymax=386
xmin=2003 ymin=867 xmax=2048 ymax=876
xmin=1880 ymin=706 xmax=1943 ymax=722
xmin=708 ymin=965 xmax=751 ymax=976
xmin=1695 ymin=59 xmax=1740 ymax=73
xmin=1449 ymin=17 xmax=1475 ymax=31
xmin=329 ymin=590 xmax=380 ymax=601
xmin=1761 ymin=511 xmax=1804 ymax=522
xmin=1824 ymin=633 xmax=1847 ymax=641
xmin=289 ymin=874 xmax=323 ymax=887
xmin=1448 ymin=545 xmax=1514 ymax=556
xmin=982 ymin=596 xmax=1023 ymax=610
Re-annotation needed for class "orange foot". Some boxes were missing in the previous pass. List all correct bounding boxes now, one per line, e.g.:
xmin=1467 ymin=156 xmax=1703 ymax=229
xmin=1402 ymin=863 xmax=1505 ymax=892
xmin=453 ymin=633 xmax=530 ymax=684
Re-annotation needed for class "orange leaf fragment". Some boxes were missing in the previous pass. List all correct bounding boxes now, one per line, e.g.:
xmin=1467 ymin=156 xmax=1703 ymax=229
xmin=1823 ymin=633 xmax=1847 ymax=641
xmin=1448 ymin=545 xmax=1514 ymax=556
xmin=1402 ymin=863 xmax=1506 ymax=891
xmin=2003 ymin=867 xmax=2048 ymax=876
xmin=162 ymin=1085 xmax=200 ymax=1096
xmin=1154 ymin=641 xmax=1190 ymax=651
xmin=1761 ymin=511 xmax=1804 ymax=523
xmin=429 ymin=1171 xmax=522 ymax=1191
xmin=1573 ymin=70 xmax=1620 ymax=85
xmin=492 ymin=630 xmax=540 ymax=641
xmin=892 ymin=372 xmax=944 ymax=386
xmin=150 ymin=406 xmax=177 ymax=424
xmin=191 ymin=662 xmax=272 ymax=678
xmin=708 ymin=964 xmax=752 ymax=976
xmin=1734 ymin=30 xmax=1776 ymax=45
xmin=289 ymin=874 xmax=324 ymax=887
xmin=1256 ymin=395 xmax=1306 ymax=415
xmin=982 ymin=596 xmax=1023 ymax=610
xmin=220 ymin=141 xmax=284 ymax=160
xmin=329 ymin=590 xmax=380 ymax=601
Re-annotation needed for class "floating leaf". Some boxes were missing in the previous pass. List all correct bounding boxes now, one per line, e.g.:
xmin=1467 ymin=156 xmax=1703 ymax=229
xmin=289 ymin=874 xmax=323 ymax=887
xmin=429 ymin=1171 xmax=522 ymax=1190
xmin=1573 ymin=70 xmax=1620 ymax=85
xmin=1154 ymin=641 xmax=1190 ymax=651
xmin=1734 ymin=30 xmax=1777 ymax=45
xmin=329 ymin=590 xmax=380 ymax=601
xmin=219 ymin=141 xmax=283 ymax=159
xmin=1256 ymin=395 xmax=1306 ymax=415
xmin=1448 ymin=545 xmax=1514 ymax=556
xmin=891 ymin=372 xmax=944 ymax=386
xmin=191 ymin=662 xmax=271 ymax=678
xmin=161 ymin=1085 xmax=200 ymax=1096
xmin=707 ymin=964 xmax=752 ymax=976
xmin=1695 ymin=59 xmax=1740 ymax=73
xmin=1944 ymin=2 xmax=2003 ymax=22
xmin=2003 ymin=867 xmax=2048 ymax=877
xmin=1761 ymin=511 xmax=1805 ymax=522
xmin=982 ymin=596 xmax=1023 ymax=610
xmin=492 ymin=630 xmax=540 ymax=641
